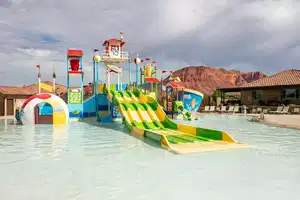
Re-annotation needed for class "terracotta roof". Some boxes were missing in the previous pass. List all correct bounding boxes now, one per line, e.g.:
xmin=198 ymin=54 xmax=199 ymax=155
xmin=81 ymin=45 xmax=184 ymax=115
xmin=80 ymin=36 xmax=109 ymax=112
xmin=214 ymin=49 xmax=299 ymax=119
xmin=0 ymin=81 xmax=68 ymax=95
xmin=0 ymin=86 xmax=34 ymax=95
xmin=238 ymin=69 xmax=300 ymax=88
xmin=102 ymin=38 xmax=125 ymax=46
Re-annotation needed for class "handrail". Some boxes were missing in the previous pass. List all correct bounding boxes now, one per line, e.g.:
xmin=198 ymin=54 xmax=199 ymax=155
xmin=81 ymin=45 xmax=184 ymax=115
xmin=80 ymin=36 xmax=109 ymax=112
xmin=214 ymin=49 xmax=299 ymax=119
xmin=100 ymin=50 xmax=129 ymax=59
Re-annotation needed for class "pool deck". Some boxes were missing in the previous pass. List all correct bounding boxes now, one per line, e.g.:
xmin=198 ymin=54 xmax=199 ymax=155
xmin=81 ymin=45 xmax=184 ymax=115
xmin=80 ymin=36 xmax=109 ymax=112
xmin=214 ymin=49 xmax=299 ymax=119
xmin=198 ymin=112 xmax=300 ymax=130
xmin=259 ymin=114 xmax=300 ymax=130
xmin=0 ymin=116 xmax=14 ymax=120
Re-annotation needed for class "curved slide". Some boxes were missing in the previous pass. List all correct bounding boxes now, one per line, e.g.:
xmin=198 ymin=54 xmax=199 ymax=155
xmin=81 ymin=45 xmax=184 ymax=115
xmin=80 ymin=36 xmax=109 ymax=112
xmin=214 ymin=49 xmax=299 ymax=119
xmin=180 ymin=110 xmax=192 ymax=120
xmin=107 ymin=89 xmax=248 ymax=154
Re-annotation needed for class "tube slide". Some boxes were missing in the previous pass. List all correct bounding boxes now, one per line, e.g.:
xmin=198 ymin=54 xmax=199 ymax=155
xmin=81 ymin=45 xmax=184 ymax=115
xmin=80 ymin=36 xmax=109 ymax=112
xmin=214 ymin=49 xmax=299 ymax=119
xmin=180 ymin=110 xmax=192 ymax=120
xmin=107 ymin=88 xmax=248 ymax=154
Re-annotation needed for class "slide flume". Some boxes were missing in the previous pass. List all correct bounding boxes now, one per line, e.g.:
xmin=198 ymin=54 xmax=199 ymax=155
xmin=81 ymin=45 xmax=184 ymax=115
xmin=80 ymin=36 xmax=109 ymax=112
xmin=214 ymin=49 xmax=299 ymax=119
xmin=107 ymin=88 xmax=248 ymax=154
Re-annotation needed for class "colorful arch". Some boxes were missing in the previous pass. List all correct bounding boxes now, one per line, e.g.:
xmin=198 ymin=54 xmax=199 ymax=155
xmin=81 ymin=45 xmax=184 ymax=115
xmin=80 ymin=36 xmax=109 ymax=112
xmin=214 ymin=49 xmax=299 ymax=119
xmin=20 ymin=93 xmax=69 ymax=125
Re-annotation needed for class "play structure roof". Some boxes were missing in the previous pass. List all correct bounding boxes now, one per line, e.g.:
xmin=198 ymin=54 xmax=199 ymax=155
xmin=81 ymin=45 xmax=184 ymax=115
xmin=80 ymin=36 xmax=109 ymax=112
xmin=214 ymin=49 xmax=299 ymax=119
xmin=145 ymin=77 xmax=160 ymax=83
xmin=67 ymin=49 xmax=83 ymax=57
xmin=169 ymin=82 xmax=185 ymax=88
xmin=102 ymin=38 xmax=125 ymax=46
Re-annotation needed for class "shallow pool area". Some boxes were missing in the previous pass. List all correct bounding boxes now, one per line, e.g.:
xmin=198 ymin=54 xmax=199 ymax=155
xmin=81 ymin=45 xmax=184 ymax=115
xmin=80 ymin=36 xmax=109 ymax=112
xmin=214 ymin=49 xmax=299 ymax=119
xmin=0 ymin=114 xmax=300 ymax=200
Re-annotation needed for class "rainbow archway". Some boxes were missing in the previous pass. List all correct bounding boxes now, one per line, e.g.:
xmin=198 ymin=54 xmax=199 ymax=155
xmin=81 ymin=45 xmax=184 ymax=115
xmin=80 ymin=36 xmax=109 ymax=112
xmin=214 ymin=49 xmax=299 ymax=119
xmin=20 ymin=93 xmax=69 ymax=125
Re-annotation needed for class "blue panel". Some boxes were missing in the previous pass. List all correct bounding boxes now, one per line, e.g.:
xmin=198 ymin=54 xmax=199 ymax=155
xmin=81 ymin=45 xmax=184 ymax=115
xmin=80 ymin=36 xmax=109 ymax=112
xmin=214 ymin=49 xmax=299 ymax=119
xmin=178 ymin=90 xmax=203 ymax=112
xmin=68 ymin=104 xmax=83 ymax=118
xmin=69 ymin=112 xmax=83 ymax=118
xmin=111 ymin=104 xmax=121 ymax=119
xmin=98 ymin=94 xmax=109 ymax=106
xmin=83 ymin=96 xmax=96 ymax=113
xmin=82 ymin=93 xmax=122 ymax=120
xmin=39 ymin=102 xmax=53 ymax=115
xmin=83 ymin=112 xmax=96 ymax=118
xmin=98 ymin=105 xmax=109 ymax=111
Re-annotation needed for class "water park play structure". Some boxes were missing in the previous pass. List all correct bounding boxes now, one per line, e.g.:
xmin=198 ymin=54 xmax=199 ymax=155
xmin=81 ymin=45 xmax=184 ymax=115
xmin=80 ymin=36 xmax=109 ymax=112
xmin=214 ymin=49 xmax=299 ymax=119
xmin=19 ymin=93 xmax=69 ymax=125
xmin=159 ymin=70 xmax=204 ymax=120
xmin=16 ymin=32 xmax=247 ymax=153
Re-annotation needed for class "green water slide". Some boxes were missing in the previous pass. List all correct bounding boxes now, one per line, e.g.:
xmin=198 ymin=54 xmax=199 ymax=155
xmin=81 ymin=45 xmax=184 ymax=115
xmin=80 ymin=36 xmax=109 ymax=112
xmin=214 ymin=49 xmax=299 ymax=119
xmin=107 ymin=89 xmax=247 ymax=154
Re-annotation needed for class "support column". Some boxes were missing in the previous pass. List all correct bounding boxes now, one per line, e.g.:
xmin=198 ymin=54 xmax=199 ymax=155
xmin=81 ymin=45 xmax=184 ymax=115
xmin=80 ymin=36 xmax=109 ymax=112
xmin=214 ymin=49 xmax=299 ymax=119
xmin=13 ymin=99 xmax=16 ymax=116
xmin=4 ymin=97 xmax=7 ymax=116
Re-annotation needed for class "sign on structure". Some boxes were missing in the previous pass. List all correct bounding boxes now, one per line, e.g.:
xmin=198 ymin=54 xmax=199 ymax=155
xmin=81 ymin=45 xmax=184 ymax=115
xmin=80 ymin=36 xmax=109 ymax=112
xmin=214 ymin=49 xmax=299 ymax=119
xmin=68 ymin=90 xmax=82 ymax=104
xmin=106 ymin=64 xmax=122 ymax=73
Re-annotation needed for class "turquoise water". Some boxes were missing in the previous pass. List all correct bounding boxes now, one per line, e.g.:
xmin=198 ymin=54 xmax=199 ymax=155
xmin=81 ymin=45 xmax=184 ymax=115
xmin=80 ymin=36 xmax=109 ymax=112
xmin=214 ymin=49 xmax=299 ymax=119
xmin=0 ymin=114 xmax=299 ymax=200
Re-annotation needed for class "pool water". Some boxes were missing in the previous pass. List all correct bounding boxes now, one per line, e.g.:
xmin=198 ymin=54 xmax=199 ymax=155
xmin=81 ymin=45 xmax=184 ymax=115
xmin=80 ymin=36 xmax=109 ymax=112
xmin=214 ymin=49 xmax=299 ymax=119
xmin=0 ymin=114 xmax=299 ymax=200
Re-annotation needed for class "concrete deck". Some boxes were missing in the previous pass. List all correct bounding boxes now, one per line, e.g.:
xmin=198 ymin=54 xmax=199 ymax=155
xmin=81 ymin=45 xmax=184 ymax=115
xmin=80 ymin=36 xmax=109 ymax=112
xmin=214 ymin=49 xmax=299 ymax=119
xmin=261 ymin=114 xmax=300 ymax=130
xmin=199 ymin=112 xmax=300 ymax=130
xmin=0 ymin=116 xmax=14 ymax=120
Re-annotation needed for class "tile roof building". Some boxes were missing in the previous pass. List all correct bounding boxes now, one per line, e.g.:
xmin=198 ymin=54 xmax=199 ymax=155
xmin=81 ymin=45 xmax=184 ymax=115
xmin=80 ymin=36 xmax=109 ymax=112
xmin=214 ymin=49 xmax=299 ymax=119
xmin=0 ymin=81 xmax=68 ymax=116
xmin=218 ymin=69 xmax=300 ymax=106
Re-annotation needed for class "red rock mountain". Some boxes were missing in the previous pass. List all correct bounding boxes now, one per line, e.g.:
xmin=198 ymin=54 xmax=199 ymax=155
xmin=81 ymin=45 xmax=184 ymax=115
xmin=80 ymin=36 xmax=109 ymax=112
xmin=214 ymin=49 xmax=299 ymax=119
xmin=163 ymin=66 xmax=266 ymax=95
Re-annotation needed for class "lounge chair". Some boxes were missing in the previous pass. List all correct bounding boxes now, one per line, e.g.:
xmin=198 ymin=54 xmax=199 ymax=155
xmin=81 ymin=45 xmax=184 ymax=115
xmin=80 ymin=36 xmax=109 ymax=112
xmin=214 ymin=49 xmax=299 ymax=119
xmin=257 ymin=108 xmax=262 ymax=113
xmin=269 ymin=106 xmax=283 ymax=114
xmin=251 ymin=108 xmax=257 ymax=113
xmin=203 ymin=106 xmax=210 ymax=112
xmin=292 ymin=108 xmax=300 ymax=114
xmin=227 ymin=106 xmax=234 ymax=113
xmin=209 ymin=106 xmax=216 ymax=112
xmin=278 ymin=106 xmax=290 ymax=114
xmin=233 ymin=106 xmax=240 ymax=113
xmin=219 ymin=106 xmax=227 ymax=113
xmin=263 ymin=109 xmax=268 ymax=114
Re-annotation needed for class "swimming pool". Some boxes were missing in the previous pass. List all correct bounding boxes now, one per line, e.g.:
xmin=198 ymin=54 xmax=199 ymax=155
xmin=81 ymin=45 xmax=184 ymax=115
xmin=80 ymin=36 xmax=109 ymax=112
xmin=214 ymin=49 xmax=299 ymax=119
xmin=0 ymin=114 xmax=299 ymax=200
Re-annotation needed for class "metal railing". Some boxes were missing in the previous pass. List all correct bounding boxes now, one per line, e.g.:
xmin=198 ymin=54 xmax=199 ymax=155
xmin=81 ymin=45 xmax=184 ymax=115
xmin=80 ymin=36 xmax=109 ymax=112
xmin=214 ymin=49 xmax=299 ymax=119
xmin=100 ymin=50 xmax=129 ymax=59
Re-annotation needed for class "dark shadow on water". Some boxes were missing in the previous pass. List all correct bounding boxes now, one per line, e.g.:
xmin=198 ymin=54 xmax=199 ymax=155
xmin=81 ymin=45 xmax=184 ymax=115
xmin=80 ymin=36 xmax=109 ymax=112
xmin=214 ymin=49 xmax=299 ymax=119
xmin=80 ymin=119 xmax=163 ymax=150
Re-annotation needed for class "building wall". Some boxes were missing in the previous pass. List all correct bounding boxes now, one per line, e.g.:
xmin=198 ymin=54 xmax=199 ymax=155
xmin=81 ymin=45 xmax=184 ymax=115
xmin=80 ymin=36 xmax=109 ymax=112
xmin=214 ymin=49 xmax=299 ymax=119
xmin=0 ymin=96 xmax=4 ymax=116
xmin=241 ymin=90 xmax=252 ymax=105
xmin=241 ymin=86 xmax=300 ymax=105
xmin=0 ymin=94 xmax=31 ymax=116
xmin=262 ymin=88 xmax=281 ymax=101
xmin=241 ymin=88 xmax=281 ymax=105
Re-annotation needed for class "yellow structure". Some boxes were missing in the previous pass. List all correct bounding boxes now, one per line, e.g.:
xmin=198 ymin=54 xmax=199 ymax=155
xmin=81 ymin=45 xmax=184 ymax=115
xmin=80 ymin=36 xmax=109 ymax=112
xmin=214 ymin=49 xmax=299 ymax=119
xmin=145 ymin=65 xmax=153 ymax=78
xmin=38 ymin=82 xmax=54 ymax=92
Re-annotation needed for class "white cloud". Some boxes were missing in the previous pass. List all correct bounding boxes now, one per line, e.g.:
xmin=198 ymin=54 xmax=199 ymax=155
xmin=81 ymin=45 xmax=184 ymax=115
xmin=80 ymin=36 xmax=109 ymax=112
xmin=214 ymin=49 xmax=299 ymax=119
xmin=17 ymin=48 xmax=59 ymax=57
xmin=0 ymin=0 xmax=299 ymax=86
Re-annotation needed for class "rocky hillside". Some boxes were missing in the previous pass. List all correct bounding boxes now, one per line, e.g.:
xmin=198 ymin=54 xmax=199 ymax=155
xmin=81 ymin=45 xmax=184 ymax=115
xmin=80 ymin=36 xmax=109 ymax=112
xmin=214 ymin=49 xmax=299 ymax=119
xmin=163 ymin=66 xmax=266 ymax=95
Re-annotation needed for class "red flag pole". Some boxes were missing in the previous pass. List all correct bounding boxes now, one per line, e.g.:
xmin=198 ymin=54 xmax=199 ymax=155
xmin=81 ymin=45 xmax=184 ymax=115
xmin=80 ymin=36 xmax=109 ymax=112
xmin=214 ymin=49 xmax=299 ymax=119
xmin=36 ymin=65 xmax=41 ymax=94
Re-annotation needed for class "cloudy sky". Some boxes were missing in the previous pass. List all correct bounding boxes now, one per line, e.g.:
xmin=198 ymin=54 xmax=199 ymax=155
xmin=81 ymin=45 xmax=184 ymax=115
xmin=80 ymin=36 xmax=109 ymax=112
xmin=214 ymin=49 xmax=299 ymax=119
xmin=0 ymin=0 xmax=299 ymax=86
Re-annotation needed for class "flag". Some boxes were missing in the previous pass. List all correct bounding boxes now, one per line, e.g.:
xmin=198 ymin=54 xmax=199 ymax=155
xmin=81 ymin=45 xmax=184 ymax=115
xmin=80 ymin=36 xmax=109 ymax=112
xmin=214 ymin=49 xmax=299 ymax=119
xmin=37 ymin=65 xmax=41 ymax=78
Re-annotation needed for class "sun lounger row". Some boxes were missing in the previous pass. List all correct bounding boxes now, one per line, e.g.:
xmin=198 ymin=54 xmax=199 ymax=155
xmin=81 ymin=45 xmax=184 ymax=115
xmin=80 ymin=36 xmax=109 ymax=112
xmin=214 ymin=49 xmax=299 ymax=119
xmin=252 ymin=106 xmax=300 ymax=114
xmin=203 ymin=106 xmax=240 ymax=113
